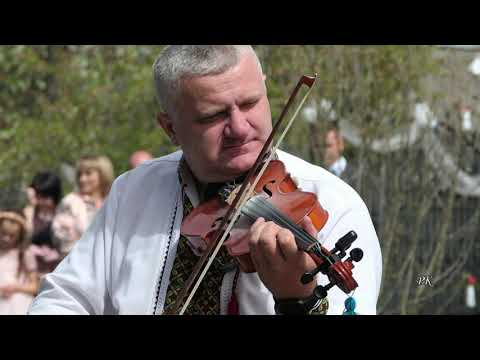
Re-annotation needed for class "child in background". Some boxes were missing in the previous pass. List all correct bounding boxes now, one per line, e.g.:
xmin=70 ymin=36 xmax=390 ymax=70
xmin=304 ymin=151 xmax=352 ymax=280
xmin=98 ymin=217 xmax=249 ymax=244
xmin=0 ymin=210 xmax=40 ymax=315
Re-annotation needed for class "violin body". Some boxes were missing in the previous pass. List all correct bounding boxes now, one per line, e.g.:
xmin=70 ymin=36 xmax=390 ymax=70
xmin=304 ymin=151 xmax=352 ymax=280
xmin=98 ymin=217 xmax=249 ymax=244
xmin=181 ymin=161 xmax=326 ymax=270
xmin=180 ymin=160 xmax=358 ymax=296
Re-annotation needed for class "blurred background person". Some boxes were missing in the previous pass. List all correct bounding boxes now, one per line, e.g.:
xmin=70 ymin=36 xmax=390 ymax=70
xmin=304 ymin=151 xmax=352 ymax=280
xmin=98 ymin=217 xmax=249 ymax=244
xmin=129 ymin=150 xmax=153 ymax=169
xmin=0 ymin=209 xmax=40 ymax=314
xmin=324 ymin=123 xmax=347 ymax=178
xmin=23 ymin=171 xmax=62 ymax=248
xmin=52 ymin=155 xmax=114 ymax=258
xmin=23 ymin=171 xmax=63 ymax=275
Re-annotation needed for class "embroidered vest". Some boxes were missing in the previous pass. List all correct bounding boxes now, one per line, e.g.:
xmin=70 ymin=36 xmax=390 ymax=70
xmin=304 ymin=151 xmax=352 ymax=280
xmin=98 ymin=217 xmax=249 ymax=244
xmin=163 ymin=188 xmax=235 ymax=315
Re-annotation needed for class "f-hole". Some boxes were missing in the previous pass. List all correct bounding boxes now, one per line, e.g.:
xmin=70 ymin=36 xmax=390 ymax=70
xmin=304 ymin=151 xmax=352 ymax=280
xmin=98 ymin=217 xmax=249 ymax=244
xmin=262 ymin=180 xmax=276 ymax=197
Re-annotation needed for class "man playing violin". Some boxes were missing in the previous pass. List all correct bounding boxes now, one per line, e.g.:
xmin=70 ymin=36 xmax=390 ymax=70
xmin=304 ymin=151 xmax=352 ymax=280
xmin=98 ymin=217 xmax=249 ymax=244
xmin=29 ymin=45 xmax=382 ymax=315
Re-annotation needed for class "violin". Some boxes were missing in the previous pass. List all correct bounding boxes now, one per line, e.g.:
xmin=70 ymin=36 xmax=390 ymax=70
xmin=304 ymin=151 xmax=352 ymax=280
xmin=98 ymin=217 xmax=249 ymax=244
xmin=181 ymin=159 xmax=363 ymax=295
xmin=165 ymin=74 xmax=363 ymax=315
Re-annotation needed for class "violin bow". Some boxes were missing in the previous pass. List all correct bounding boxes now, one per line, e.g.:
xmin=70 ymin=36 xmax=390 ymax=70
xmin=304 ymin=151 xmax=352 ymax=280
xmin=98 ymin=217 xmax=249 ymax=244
xmin=165 ymin=74 xmax=318 ymax=315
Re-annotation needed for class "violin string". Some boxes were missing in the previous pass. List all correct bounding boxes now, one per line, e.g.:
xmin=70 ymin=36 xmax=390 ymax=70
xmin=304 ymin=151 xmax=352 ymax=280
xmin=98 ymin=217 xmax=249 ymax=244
xmin=244 ymin=198 xmax=313 ymax=249
xmin=254 ymin=197 xmax=319 ymax=247
xmin=258 ymin=198 xmax=332 ymax=264
xmin=243 ymin=197 xmax=332 ymax=264
xmin=249 ymin=199 xmax=333 ymax=265
xmin=258 ymin=200 xmax=333 ymax=264
xmin=243 ymin=198 xmax=315 ymax=250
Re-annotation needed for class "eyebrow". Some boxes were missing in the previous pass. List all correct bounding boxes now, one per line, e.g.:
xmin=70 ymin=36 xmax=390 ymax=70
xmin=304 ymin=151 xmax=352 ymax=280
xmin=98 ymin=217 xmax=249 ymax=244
xmin=196 ymin=107 xmax=229 ymax=122
xmin=241 ymin=95 xmax=262 ymax=104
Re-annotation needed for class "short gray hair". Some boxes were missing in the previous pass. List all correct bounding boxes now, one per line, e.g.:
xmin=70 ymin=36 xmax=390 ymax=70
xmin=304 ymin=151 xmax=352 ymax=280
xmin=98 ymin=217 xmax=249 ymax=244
xmin=153 ymin=45 xmax=263 ymax=114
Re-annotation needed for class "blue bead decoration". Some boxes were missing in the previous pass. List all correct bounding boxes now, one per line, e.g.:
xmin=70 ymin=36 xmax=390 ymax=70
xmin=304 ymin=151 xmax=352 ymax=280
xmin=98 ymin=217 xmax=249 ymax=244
xmin=343 ymin=297 xmax=357 ymax=315
xmin=345 ymin=297 xmax=356 ymax=311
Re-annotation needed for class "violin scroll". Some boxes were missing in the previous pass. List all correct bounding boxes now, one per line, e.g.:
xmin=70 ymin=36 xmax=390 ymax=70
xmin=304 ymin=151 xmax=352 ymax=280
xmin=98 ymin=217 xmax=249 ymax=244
xmin=301 ymin=231 xmax=363 ymax=299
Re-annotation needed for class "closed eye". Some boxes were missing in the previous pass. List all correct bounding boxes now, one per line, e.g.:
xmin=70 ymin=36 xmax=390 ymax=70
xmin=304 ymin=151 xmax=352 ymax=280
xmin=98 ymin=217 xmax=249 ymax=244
xmin=240 ymin=98 xmax=260 ymax=111
xmin=197 ymin=110 xmax=229 ymax=124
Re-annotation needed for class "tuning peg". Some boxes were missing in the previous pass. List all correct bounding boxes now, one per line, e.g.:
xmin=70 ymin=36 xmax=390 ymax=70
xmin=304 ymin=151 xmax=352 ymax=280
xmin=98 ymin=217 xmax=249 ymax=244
xmin=313 ymin=282 xmax=335 ymax=300
xmin=332 ymin=231 xmax=358 ymax=256
xmin=346 ymin=248 xmax=363 ymax=263
xmin=301 ymin=268 xmax=322 ymax=285
xmin=301 ymin=262 xmax=330 ymax=284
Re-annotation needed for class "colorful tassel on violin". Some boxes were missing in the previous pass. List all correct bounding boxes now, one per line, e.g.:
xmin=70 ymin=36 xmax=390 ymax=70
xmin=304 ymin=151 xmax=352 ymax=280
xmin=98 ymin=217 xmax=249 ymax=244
xmin=343 ymin=296 xmax=357 ymax=315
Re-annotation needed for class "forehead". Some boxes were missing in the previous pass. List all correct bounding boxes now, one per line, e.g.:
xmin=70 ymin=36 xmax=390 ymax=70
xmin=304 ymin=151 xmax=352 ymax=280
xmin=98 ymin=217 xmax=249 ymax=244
xmin=78 ymin=164 xmax=98 ymax=173
xmin=178 ymin=53 xmax=264 ymax=110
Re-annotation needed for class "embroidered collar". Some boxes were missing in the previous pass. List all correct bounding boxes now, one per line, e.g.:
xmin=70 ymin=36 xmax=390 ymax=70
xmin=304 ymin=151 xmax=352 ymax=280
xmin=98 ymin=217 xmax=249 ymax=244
xmin=177 ymin=151 xmax=278 ymax=207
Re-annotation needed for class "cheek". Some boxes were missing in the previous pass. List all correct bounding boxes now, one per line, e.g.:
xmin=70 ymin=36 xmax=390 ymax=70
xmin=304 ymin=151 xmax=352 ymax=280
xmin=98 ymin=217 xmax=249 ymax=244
xmin=250 ymin=103 xmax=272 ymax=137
xmin=93 ymin=174 xmax=102 ymax=187
xmin=185 ymin=124 xmax=224 ymax=153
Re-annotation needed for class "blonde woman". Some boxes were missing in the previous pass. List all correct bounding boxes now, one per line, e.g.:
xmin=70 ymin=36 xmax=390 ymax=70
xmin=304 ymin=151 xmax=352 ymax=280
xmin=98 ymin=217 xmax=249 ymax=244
xmin=52 ymin=155 xmax=114 ymax=257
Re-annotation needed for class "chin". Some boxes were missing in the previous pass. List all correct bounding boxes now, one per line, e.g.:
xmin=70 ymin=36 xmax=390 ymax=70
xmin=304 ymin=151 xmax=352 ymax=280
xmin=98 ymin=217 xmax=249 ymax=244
xmin=223 ymin=153 xmax=258 ymax=177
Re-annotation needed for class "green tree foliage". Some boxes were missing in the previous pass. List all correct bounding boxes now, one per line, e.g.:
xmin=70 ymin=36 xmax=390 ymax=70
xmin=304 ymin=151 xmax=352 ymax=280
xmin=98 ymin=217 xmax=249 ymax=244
xmin=1 ymin=45 xmax=438 ymax=195
xmin=1 ymin=45 xmax=175 ymax=201
xmin=255 ymin=45 xmax=439 ymax=161
xmin=6 ymin=45 xmax=476 ymax=314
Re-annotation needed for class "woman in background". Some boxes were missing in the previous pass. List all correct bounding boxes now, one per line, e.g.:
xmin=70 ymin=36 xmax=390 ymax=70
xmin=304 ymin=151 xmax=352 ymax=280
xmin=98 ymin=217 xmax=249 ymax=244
xmin=52 ymin=155 xmax=114 ymax=258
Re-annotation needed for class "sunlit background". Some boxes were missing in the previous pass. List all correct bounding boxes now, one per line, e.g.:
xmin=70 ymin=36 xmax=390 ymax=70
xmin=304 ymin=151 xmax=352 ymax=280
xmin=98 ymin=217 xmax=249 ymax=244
xmin=1 ymin=45 xmax=479 ymax=314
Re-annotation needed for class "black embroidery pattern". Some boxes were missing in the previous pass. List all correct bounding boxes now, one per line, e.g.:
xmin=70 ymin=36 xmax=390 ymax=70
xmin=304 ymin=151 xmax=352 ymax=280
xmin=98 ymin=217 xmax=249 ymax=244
xmin=153 ymin=199 xmax=178 ymax=315
xmin=162 ymin=194 xmax=231 ymax=315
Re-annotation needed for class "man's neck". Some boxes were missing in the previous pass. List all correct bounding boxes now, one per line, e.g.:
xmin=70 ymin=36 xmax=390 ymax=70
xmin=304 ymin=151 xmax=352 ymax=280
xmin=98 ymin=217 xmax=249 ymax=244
xmin=178 ymin=157 xmax=248 ymax=204
xmin=195 ymin=174 xmax=247 ymax=202
xmin=179 ymin=150 xmax=276 ymax=204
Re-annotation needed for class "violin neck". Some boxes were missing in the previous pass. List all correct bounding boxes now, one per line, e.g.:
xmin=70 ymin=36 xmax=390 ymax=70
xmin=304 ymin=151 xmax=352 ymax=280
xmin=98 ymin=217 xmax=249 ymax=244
xmin=242 ymin=196 xmax=318 ymax=252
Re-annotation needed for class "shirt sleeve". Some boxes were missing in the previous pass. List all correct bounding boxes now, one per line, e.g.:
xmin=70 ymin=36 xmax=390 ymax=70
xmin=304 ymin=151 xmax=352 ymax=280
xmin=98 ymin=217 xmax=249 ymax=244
xmin=27 ymin=181 xmax=120 ymax=315
xmin=319 ymin=200 xmax=383 ymax=315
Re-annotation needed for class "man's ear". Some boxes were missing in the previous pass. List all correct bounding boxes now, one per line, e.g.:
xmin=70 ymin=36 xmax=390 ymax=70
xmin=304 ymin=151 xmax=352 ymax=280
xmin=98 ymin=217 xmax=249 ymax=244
xmin=157 ymin=112 xmax=179 ymax=146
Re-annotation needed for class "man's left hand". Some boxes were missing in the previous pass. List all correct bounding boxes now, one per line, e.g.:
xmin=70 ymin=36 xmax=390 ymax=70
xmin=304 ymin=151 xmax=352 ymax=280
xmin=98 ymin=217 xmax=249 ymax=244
xmin=248 ymin=216 xmax=319 ymax=300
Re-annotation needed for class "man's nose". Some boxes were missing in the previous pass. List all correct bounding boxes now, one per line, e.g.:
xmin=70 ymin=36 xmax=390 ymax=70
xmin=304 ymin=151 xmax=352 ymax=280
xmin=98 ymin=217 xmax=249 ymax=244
xmin=224 ymin=108 xmax=250 ymax=139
